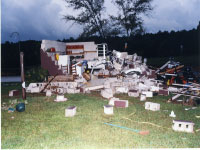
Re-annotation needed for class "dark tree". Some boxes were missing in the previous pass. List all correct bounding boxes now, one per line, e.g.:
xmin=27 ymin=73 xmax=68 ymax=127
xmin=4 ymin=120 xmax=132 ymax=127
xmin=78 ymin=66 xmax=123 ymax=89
xmin=111 ymin=0 xmax=153 ymax=37
xmin=63 ymin=0 xmax=108 ymax=39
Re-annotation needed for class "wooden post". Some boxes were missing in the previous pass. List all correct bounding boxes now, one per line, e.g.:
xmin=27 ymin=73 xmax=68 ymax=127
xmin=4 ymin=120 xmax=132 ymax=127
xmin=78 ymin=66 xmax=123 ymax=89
xmin=20 ymin=52 xmax=26 ymax=99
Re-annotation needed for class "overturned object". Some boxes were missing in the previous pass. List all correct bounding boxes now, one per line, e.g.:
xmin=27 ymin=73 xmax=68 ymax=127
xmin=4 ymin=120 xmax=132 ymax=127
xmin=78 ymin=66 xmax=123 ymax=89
xmin=104 ymin=105 xmax=114 ymax=115
xmin=65 ymin=106 xmax=77 ymax=117
xmin=172 ymin=120 xmax=194 ymax=133
xmin=9 ymin=90 xmax=20 ymax=97
xmin=54 ymin=94 xmax=67 ymax=102
xmin=145 ymin=102 xmax=160 ymax=111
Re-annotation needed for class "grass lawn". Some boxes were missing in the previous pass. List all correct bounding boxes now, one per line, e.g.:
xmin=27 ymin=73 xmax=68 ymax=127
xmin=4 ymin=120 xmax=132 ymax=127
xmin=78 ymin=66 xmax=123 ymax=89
xmin=1 ymin=83 xmax=200 ymax=149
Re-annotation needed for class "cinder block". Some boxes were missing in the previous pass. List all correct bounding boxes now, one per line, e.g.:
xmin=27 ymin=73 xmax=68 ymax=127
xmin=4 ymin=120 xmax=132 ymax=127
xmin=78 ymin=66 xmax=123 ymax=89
xmin=9 ymin=90 xmax=20 ymax=97
xmin=115 ymin=86 xmax=129 ymax=93
xmin=109 ymin=97 xmax=120 ymax=105
xmin=104 ymin=105 xmax=114 ymax=115
xmin=46 ymin=90 xmax=52 ymax=96
xmin=67 ymin=88 xmax=80 ymax=94
xmin=114 ymin=100 xmax=128 ymax=108
xmin=128 ymin=90 xmax=139 ymax=97
xmin=158 ymin=89 xmax=169 ymax=96
xmin=150 ymin=86 xmax=159 ymax=92
xmin=142 ymin=91 xmax=153 ymax=97
xmin=31 ymin=87 xmax=40 ymax=93
xmin=172 ymin=120 xmax=194 ymax=133
xmin=54 ymin=94 xmax=67 ymax=102
xmin=101 ymin=89 xmax=114 ymax=99
xmin=65 ymin=106 xmax=77 ymax=117
xmin=140 ymin=94 xmax=146 ymax=101
xmin=145 ymin=102 xmax=160 ymax=111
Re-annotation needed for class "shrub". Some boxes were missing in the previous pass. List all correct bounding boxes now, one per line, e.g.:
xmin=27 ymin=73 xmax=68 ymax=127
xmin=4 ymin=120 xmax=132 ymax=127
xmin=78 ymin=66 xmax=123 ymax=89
xmin=25 ymin=67 xmax=49 ymax=82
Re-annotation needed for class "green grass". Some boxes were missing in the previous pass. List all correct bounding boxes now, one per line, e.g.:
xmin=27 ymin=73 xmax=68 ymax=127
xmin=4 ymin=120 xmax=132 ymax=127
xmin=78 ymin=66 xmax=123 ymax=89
xmin=1 ymin=87 xmax=200 ymax=149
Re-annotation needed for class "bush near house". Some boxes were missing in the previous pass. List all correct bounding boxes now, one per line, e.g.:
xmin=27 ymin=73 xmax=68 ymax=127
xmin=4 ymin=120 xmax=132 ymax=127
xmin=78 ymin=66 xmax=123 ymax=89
xmin=25 ymin=67 xmax=49 ymax=83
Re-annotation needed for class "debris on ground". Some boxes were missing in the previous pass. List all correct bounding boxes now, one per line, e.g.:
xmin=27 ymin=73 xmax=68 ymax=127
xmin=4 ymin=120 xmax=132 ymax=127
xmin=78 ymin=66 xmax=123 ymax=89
xmin=172 ymin=120 xmax=195 ymax=133
xmin=16 ymin=103 xmax=25 ymax=112
xmin=169 ymin=111 xmax=176 ymax=118
xmin=65 ymin=106 xmax=77 ymax=117
xmin=54 ymin=94 xmax=67 ymax=102
xmin=8 ymin=108 xmax=15 ymax=113
xmin=9 ymin=90 xmax=20 ymax=97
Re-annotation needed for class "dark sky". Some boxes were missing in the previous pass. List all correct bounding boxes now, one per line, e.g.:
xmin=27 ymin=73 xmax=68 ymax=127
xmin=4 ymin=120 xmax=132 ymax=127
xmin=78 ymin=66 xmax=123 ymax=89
xmin=2 ymin=0 xmax=200 ymax=43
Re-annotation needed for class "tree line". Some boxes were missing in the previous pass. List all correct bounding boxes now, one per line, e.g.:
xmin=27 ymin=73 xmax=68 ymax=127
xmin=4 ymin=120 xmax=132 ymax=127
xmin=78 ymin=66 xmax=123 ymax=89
xmin=1 ymin=28 xmax=199 ymax=70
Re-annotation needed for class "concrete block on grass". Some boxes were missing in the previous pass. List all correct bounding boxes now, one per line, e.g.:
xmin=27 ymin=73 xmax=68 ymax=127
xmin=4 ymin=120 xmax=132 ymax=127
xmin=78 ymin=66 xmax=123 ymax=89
xmin=145 ymin=102 xmax=160 ymax=111
xmin=65 ymin=106 xmax=77 ymax=117
xmin=54 ymin=95 xmax=67 ymax=102
xmin=104 ymin=105 xmax=114 ymax=115
xmin=9 ymin=90 xmax=20 ymax=97
xmin=172 ymin=120 xmax=194 ymax=133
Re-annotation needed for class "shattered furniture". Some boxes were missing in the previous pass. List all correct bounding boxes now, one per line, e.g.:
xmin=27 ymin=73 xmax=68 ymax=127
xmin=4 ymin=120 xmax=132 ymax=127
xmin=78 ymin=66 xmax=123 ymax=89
xmin=145 ymin=102 xmax=160 ymax=111
xmin=65 ymin=106 xmax=77 ymax=117
xmin=172 ymin=120 xmax=195 ymax=133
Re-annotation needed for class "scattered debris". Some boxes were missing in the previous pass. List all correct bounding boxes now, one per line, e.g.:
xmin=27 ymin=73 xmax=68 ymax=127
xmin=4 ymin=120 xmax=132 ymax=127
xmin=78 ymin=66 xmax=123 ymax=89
xmin=16 ymin=103 xmax=25 ymax=112
xmin=46 ymin=90 xmax=52 ymax=96
xmin=169 ymin=111 xmax=176 ymax=118
xmin=8 ymin=108 xmax=15 ymax=113
xmin=172 ymin=120 xmax=195 ymax=133
xmin=104 ymin=105 xmax=114 ymax=115
xmin=9 ymin=90 xmax=20 ymax=97
xmin=114 ymin=100 xmax=129 ymax=108
xmin=145 ymin=102 xmax=160 ymax=111
xmin=54 ymin=95 xmax=67 ymax=102
xmin=140 ymin=94 xmax=146 ymax=101
xmin=65 ymin=106 xmax=77 ymax=117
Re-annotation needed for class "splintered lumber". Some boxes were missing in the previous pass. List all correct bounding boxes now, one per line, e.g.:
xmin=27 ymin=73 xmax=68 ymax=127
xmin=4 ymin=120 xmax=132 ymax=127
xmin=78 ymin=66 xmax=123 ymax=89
xmin=48 ymin=75 xmax=74 ymax=82
xmin=159 ymin=65 xmax=184 ymax=74
xmin=40 ymin=74 xmax=58 ymax=93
